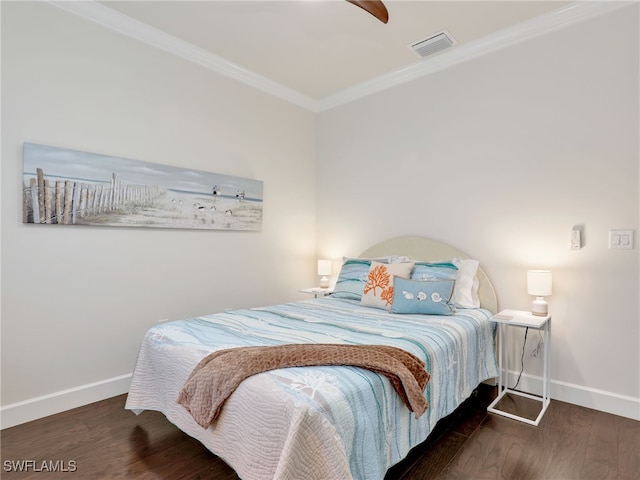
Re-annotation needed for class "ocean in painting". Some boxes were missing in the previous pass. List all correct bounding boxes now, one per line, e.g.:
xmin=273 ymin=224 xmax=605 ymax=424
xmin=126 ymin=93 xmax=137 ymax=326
xmin=22 ymin=143 xmax=263 ymax=231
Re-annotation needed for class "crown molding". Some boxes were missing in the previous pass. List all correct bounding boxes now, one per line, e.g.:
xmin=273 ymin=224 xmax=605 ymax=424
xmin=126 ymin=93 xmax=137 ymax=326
xmin=317 ymin=1 xmax=635 ymax=111
xmin=46 ymin=0 xmax=318 ymax=112
xmin=47 ymin=1 xmax=633 ymax=114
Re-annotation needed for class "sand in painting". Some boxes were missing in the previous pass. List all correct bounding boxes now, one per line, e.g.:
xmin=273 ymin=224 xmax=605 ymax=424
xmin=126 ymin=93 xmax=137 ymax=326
xmin=76 ymin=189 xmax=262 ymax=231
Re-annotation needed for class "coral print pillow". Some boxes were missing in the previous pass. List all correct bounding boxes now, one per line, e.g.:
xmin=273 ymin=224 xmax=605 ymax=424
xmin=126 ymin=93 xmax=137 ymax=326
xmin=360 ymin=261 xmax=414 ymax=310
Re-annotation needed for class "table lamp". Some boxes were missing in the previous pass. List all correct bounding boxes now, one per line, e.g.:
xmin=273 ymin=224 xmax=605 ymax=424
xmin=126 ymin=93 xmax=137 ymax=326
xmin=318 ymin=260 xmax=332 ymax=288
xmin=527 ymin=270 xmax=552 ymax=316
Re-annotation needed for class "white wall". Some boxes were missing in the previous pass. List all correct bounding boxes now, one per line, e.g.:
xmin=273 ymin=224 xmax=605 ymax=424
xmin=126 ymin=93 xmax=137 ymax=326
xmin=1 ymin=2 xmax=316 ymax=423
xmin=317 ymin=6 xmax=639 ymax=418
xmin=2 ymin=1 xmax=638 ymax=427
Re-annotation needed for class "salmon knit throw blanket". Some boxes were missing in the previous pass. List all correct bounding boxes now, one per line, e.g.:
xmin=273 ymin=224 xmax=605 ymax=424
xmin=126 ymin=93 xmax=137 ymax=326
xmin=177 ymin=343 xmax=430 ymax=428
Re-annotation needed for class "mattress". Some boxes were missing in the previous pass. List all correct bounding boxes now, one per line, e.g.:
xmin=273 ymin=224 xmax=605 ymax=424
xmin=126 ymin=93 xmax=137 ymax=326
xmin=125 ymin=296 xmax=498 ymax=480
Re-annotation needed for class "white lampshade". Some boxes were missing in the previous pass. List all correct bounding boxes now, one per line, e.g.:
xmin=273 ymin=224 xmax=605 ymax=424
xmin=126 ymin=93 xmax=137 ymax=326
xmin=318 ymin=259 xmax=332 ymax=288
xmin=527 ymin=270 xmax=552 ymax=316
xmin=317 ymin=260 xmax=332 ymax=276
xmin=527 ymin=270 xmax=552 ymax=296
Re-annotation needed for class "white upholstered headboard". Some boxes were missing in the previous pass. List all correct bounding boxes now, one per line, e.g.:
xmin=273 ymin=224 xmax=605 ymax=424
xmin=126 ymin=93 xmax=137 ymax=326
xmin=359 ymin=235 xmax=498 ymax=313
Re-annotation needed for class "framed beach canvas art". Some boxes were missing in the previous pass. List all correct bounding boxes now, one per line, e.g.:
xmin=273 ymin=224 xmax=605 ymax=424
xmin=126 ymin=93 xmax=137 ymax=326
xmin=22 ymin=143 xmax=263 ymax=231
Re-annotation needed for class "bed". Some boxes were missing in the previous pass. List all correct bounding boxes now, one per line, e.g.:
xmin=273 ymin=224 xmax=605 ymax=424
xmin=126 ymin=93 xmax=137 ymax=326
xmin=125 ymin=235 xmax=499 ymax=480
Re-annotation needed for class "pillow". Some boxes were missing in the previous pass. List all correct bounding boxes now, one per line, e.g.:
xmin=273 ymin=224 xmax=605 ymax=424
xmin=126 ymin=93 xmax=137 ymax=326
xmin=451 ymin=258 xmax=480 ymax=308
xmin=331 ymin=259 xmax=372 ymax=300
xmin=411 ymin=261 xmax=458 ymax=282
xmin=410 ymin=259 xmax=481 ymax=309
xmin=360 ymin=261 xmax=414 ymax=310
xmin=391 ymin=278 xmax=456 ymax=315
xmin=332 ymin=256 xmax=411 ymax=300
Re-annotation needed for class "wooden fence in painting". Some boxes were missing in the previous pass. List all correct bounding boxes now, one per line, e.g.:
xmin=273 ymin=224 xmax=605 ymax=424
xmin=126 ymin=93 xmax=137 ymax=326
xmin=23 ymin=168 xmax=160 ymax=225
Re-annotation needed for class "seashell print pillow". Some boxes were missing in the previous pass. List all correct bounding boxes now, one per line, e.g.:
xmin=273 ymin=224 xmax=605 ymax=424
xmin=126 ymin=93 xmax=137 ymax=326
xmin=390 ymin=277 xmax=456 ymax=315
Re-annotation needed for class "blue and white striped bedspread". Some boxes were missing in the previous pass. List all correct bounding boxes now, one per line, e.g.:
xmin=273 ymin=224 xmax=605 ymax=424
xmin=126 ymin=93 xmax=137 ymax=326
xmin=126 ymin=297 xmax=497 ymax=480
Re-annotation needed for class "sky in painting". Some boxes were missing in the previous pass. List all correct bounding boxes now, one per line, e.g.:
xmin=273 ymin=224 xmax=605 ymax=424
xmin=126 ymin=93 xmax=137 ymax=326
xmin=23 ymin=143 xmax=263 ymax=200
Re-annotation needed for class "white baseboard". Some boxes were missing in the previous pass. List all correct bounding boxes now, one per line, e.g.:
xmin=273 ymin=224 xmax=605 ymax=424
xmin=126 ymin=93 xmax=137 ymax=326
xmin=2 ymin=371 xmax=638 ymax=429
xmin=505 ymin=370 xmax=640 ymax=421
xmin=1 ymin=373 xmax=132 ymax=430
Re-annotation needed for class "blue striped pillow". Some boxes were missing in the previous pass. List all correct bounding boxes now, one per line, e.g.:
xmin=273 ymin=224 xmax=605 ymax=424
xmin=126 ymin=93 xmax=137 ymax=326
xmin=332 ymin=259 xmax=372 ymax=300
xmin=410 ymin=261 xmax=458 ymax=282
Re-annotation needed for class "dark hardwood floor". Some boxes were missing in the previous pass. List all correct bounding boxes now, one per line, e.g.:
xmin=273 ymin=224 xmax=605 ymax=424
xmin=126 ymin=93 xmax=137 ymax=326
xmin=2 ymin=385 xmax=638 ymax=479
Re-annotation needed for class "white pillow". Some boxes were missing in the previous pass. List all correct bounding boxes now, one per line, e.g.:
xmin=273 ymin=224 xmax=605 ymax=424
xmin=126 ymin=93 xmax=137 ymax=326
xmin=452 ymin=258 xmax=480 ymax=308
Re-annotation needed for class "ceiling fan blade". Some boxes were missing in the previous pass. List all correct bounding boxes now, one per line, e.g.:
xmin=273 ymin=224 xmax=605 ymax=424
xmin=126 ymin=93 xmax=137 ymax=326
xmin=346 ymin=0 xmax=389 ymax=24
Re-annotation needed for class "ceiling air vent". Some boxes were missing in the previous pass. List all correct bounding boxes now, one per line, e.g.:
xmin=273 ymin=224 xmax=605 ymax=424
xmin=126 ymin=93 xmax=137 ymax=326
xmin=409 ymin=30 xmax=456 ymax=58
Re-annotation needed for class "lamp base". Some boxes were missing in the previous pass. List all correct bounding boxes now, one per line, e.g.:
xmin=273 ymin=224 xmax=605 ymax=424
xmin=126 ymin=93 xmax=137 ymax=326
xmin=319 ymin=276 xmax=330 ymax=288
xmin=531 ymin=297 xmax=548 ymax=316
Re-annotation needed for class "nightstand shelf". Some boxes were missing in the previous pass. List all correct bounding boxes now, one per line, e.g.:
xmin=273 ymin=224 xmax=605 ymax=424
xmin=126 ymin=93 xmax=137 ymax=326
xmin=487 ymin=309 xmax=551 ymax=426
xmin=298 ymin=287 xmax=333 ymax=298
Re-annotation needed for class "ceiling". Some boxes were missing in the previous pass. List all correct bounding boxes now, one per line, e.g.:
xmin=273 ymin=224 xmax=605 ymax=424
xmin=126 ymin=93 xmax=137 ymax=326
xmin=99 ymin=1 xmax=573 ymax=101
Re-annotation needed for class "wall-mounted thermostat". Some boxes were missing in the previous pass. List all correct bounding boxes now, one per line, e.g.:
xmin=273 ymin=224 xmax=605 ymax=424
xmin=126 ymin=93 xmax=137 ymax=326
xmin=571 ymin=227 xmax=582 ymax=250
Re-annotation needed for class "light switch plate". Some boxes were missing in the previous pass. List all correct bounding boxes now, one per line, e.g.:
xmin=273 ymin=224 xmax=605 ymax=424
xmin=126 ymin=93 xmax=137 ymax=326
xmin=609 ymin=230 xmax=634 ymax=249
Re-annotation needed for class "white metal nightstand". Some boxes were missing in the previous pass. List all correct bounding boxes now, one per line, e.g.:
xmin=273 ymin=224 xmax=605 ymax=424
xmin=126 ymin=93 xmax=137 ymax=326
xmin=298 ymin=287 xmax=334 ymax=298
xmin=487 ymin=309 xmax=551 ymax=426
